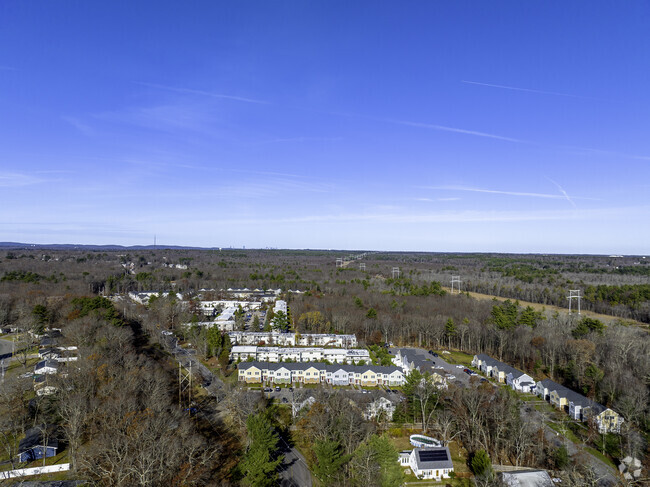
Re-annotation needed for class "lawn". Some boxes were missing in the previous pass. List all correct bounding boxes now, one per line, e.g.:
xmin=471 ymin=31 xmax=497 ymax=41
xmin=584 ymin=446 xmax=617 ymax=469
xmin=534 ymin=402 xmax=556 ymax=414
xmin=388 ymin=435 xmax=470 ymax=476
xmin=547 ymin=422 xmax=581 ymax=443
xmin=6 ymin=357 xmax=39 ymax=376
xmin=434 ymin=350 xmax=474 ymax=367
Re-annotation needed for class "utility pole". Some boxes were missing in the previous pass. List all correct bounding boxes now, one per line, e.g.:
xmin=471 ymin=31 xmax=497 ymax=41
xmin=568 ymin=290 xmax=581 ymax=314
xmin=451 ymin=276 xmax=462 ymax=294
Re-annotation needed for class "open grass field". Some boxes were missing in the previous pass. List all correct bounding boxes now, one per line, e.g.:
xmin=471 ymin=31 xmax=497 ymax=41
xmin=432 ymin=349 xmax=474 ymax=367
xmin=444 ymin=287 xmax=647 ymax=330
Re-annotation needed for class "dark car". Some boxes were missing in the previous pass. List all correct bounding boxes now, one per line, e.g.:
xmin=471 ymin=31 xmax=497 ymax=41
xmin=463 ymin=368 xmax=472 ymax=375
xmin=433 ymin=352 xmax=439 ymax=357
xmin=275 ymin=386 xmax=281 ymax=392
xmin=288 ymin=387 xmax=294 ymax=392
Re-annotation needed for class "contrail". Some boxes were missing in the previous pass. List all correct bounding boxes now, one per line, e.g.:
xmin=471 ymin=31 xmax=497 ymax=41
xmin=461 ymin=80 xmax=588 ymax=99
xmin=546 ymin=177 xmax=577 ymax=207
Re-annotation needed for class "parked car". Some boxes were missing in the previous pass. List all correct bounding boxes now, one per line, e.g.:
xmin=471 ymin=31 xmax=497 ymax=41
xmin=275 ymin=386 xmax=281 ymax=392
xmin=432 ymin=352 xmax=439 ymax=357
xmin=463 ymin=368 xmax=471 ymax=375
xmin=263 ymin=387 xmax=272 ymax=392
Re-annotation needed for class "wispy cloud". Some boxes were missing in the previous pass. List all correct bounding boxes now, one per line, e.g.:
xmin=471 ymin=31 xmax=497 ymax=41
xmin=136 ymin=82 xmax=269 ymax=105
xmin=0 ymin=172 xmax=46 ymax=187
xmin=413 ymin=197 xmax=461 ymax=202
xmin=95 ymin=102 xmax=220 ymax=135
xmin=263 ymin=136 xmax=343 ymax=144
xmin=565 ymin=146 xmax=650 ymax=162
xmin=61 ymin=116 xmax=96 ymax=136
xmin=430 ymin=185 xmax=567 ymax=200
xmin=383 ymin=118 xmax=527 ymax=143
xmin=461 ymin=80 xmax=590 ymax=99
xmin=161 ymin=205 xmax=647 ymax=227
xmin=330 ymin=111 xmax=527 ymax=144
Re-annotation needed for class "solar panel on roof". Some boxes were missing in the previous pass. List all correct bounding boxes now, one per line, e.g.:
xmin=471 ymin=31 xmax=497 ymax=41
xmin=418 ymin=450 xmax=449 ymax=462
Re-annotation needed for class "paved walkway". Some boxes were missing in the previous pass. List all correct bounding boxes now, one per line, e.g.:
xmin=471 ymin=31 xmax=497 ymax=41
xmin=0 ymin=339 xmax=14 ymax=359
xmin=522 ymin=403 xmax=618 ymax=486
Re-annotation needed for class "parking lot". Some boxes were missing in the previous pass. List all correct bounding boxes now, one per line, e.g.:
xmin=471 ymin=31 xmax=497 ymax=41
xmin=387 ymin=346 xmax=479 ymax=387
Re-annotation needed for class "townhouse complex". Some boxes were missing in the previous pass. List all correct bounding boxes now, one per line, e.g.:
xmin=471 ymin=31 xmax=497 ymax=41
xmin=238 ymin=361 xmax=405 ymax=387
xmin=472 ymin=354 xmax=624 ymax=434
xmin=472 ymin=354 xmax=536 ymax=392
xmin=228 ymin=331 xmax=358 ymax=348
xmin=231 ymin=345 xmax=370 ymax=364
xmin=535 ymin=378 xmax=624 ymax=434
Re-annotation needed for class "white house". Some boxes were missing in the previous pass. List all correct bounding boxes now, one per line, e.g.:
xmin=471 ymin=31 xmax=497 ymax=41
xmin=230 ymin=346 xmax=258 ymax=361
xmin=365 ymin=397 xmax=396 ymax=420
xmin=230 ymin=346 xmax=369 ymax=364
xmin=326 ymin=367 xmax=354 ymax=386
xmin=273 ymin=300 xmax=287 ymax=314
xmin=399 ymin=447 xmax=454 ymax=481
xmin=296 ymin=333 xmax=357 ymax=348
xmin=34 ymin=360 xmax=58 ymax=375
xmin=505 ymin=369 xmax=535 ymax=393
xmin=228 ymin=331 xmax=296 ymax=346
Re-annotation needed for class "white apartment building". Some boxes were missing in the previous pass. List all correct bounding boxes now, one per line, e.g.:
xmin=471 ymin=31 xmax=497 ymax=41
xmin=230 ymin=346 xmax=370 ymax=364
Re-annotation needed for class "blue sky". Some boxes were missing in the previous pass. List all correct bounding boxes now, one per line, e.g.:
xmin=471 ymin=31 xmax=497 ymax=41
xmin=1 ymin=1 xmax=649 ymax=254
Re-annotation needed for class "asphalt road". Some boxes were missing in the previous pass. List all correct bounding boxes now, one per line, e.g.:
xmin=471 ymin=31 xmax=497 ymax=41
xmin=278 ymin=434 xmax=312 ymax=487
xmin=0 ymin=338 xmax=14 ymax=360
xmin=388 ymin=346 xmax=476 ymax=386
xmin=521 ymin=402 xmax=617 ymax=486
xmin=164 ymin=332 xmax=313 ymax=486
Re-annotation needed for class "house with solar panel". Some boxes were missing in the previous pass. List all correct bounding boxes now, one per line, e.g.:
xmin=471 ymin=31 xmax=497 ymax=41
xmin=399 ymin=446 xmax=454 ymax=481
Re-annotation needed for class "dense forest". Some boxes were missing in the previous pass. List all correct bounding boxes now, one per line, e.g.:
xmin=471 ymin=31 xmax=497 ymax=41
xmin=0 ymin=247 xmax=648 ymax=486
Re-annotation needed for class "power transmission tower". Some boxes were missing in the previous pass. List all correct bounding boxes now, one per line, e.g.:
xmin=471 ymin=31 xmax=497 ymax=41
xmin=392 ymin=267 xmax=400 ymax=279
xmin=359 ymin=263 xmax=366 ymax=271
xmin=179 ymin=361 xmax=192 ymax=409
xmin=568 ymin=290 xmax=582 ymax=314
xmin=336 ymin=258 xmax=343 ymax=268
xmin=451 ymin=276 xmax=462 ymax=294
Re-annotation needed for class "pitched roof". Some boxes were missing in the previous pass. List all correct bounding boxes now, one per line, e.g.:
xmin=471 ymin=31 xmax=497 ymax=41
xmin=35 ymin=360 xmax=58 ymax=370
xmin=475 ymin=353 xmax=500 ymax=367
xmin=412 ymin=447 xmax=453 ymax=470
xmin=19 ymin=426 xmax=59 ymax=452
xmin=237 ymin=361 xmax=403 ymax=375
xmin=542 ymin=379 xmax=605 ymax=413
